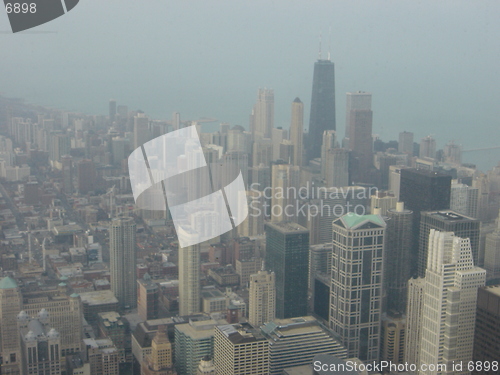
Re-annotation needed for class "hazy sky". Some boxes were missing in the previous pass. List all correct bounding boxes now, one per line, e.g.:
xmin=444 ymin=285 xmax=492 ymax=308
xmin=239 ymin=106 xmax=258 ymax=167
xmin=1 ymin=0 xmax=500 ymax=166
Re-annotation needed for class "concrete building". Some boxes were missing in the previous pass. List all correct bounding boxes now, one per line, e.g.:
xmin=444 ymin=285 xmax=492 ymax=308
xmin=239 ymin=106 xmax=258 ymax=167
xmin=260 ymin=316 xmax=347 ymax=375
xmin=330 ymin=214 xmax=386 ymax=361
xmin=248 ymin=270 xmax=276 ymax=328
xmin=213 ymin=323 xmax=269 ymax=375
xmin=110 ymin=217 xmax=137 ymax=308
xmin=404 ymin=277 xmax=425 ymax=368
xmin=137 ymin=273 xmax=160 ymax=321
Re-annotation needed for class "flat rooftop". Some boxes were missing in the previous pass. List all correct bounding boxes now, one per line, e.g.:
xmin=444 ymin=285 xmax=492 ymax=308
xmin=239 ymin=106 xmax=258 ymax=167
xmin=79 ymin=290 xmax=118 ymax=305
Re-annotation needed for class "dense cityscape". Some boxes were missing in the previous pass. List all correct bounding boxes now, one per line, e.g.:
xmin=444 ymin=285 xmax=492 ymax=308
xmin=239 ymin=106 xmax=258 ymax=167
xmin=1 ymin=48 xmax=500 ymax=375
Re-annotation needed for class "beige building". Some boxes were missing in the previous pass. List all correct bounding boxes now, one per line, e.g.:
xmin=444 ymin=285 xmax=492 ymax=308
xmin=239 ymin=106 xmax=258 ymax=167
xmin=289 ymin=98 xmax=304 ymax=167
xmin=271 ymin=163 xmax=300 ymax=222
xmin=235 ymin=258 xmax=262 ymax=287
xmin=248 ymin=270 xmax=275 ymax=328
xmin=178 ymin=241 xmax=201 ymax=316
xmin=141 ymin=326 xmax=175 ymax=375
xmin=213 ymin=323 xmax=269 ymax=375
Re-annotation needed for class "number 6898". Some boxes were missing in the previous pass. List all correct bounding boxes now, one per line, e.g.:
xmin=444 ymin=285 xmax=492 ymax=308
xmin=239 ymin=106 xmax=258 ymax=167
xmin=5 ymin=3 xmax=37 ymax=14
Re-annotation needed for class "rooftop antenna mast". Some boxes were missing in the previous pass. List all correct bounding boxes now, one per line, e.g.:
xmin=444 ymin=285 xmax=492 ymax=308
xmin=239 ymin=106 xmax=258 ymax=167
xmin=328 ymin=26 xmax=332 ymax=61
xmin=318 ymin=29 xmax=322 ymax=60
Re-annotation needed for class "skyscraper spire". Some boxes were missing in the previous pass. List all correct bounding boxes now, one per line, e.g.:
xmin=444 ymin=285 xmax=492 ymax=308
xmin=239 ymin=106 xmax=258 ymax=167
xmin=318 ymin=29 xmax=322 ymax=60
xmin=328 ymin=26 xmax=332 ymax=61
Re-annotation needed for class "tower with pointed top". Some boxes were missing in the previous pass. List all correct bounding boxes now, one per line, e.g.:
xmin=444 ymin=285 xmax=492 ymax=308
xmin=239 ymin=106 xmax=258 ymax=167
xmin=141 ymin=326 xmax=175 ymax=375
xmin=306 ymin=56 xmax=336 ymax=162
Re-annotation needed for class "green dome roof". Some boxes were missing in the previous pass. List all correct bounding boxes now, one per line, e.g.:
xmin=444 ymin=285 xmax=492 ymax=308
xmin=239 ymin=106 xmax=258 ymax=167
xmin=70 ymin=293 xmax=79 ymax=298
xmin=0 ymin=276 xmax=18 ymax=289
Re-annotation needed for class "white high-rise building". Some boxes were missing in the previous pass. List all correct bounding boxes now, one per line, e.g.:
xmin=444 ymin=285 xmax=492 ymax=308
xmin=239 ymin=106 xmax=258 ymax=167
xmin=289 ymin=98 xmax=304 ymax=167
xmin=417 ymin=230 xmax=486 ymax=375
xmin=344 ymin=91 xmax=372 ymax=145
xmin=404 ymin=277 xmax=425 ymax=368
xmin=270 ymin=163 xmax=300 ymax=222
xmin=248 ymin=270 xmax=275 ymax=328
xmin=398 ymin=131 xmax=414 ymax=155
xmin=419 ymin=136 xmax=436 ymax=159
xmin=253 ymin=88 xmax=274 ymax=139
xmin=110 ymin=217 xmax=137 ymax=308
xmin=330 ymin=214 xmax=386 ymax=362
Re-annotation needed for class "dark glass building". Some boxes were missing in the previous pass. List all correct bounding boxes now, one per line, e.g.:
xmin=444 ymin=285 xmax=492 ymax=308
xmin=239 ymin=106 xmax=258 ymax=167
xmin=473 ymin=285 xmax=500 ymax=375
xmin=385 ymin=202 xmax=413 ymax=313
xmin=399 ymin=168 xmax=452 ymax=277
xmin=265 ymin=221 xmax=309 ymax=319
xmin=419 ymin=210 xmax=480 ymax=277
xmin=306 ymin=59 xmax=336 ymax=162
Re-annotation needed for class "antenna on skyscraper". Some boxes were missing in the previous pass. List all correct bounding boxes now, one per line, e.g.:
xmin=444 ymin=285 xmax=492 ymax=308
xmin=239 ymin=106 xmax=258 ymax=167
xmin=318 ymin=29 xmax=322 ymax=60
xmin=328 ymin=26 xmax=332 ymax=61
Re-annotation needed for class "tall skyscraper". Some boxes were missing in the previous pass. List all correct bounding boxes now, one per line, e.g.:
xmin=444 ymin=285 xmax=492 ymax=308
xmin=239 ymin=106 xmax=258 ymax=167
xmin=473 ymin=285 xmax=500 ymax=375
xmin=385 ymin=202 xmax=413 ymax=312
xmin=110 ymin=217 xmax=137 ymax=308
xmin=419 ymin=136 xmax=436 ymax=159
xmin=306 ymin=58 xmax=336 ymax=162
xmin=348 ymin=92 xmax=373 ymax=183
xmin=398 ymin=131 xmax=414 ymax=155
xmin=0 ymin=276 xmax=22 ymax=374
xmin=419 ymin=210 xmax=480 ymax=278
xmin=178 ymin=241 xmax=201 ymax=316
xmin=399 ymin=168 xmax=452 ymax=277
xmin=417 ymin=230 xmax=485 ymax=374
xmin=265 ymin=222 xmax=309 ymax=319
xmin=109 ymin=99 xmax=117 ymax=122
xmin=450 ymin=179 xmax=479 ymax=219
xmin=321 ymin=130 xmax=336 ymax=176
xmin=252 ymin=88 xmax=274 ymax=139
xmin=330 ymin=214 xmax=386 ymax=361
xmin=134 ymin=113 xmax=150 ymax=149
xmin=213 ymin=323 xmax=270 ymax=375
xmin=345 ymin=91 xmax=372 ymax=143
xmin=77 ymin=159 xmax=96 ymax=195
xmin=323 ymin=148 xmax=349 ymax=188
xmin=248 ymin=269 xmax=275 ymax=328
xmin=380 ymin=311 xmax=405 ymax=365
xmin=483 ymin=216 xmax=500 ymax=281
xmin=289 ymin=98 xmax=304 ymax=167
xmin=270 ymin=163 xmax=300 ymax=222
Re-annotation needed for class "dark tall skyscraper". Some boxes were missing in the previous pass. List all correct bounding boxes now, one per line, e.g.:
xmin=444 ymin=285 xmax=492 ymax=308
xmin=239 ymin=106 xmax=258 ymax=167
xmin=385 ymin=202 xmax=413 ymax=313
xmin=399 ymin=168 xmax=452 ymax=277
xmin=265 ymin=221 xmax=309 ymax=319
xmin=473 ymin=285 xmax=500 ymax=375
xmin=419 ymin=210 xmax=480 ymax=278
xmin=306 ymin=59 xmax=336 ymax=162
